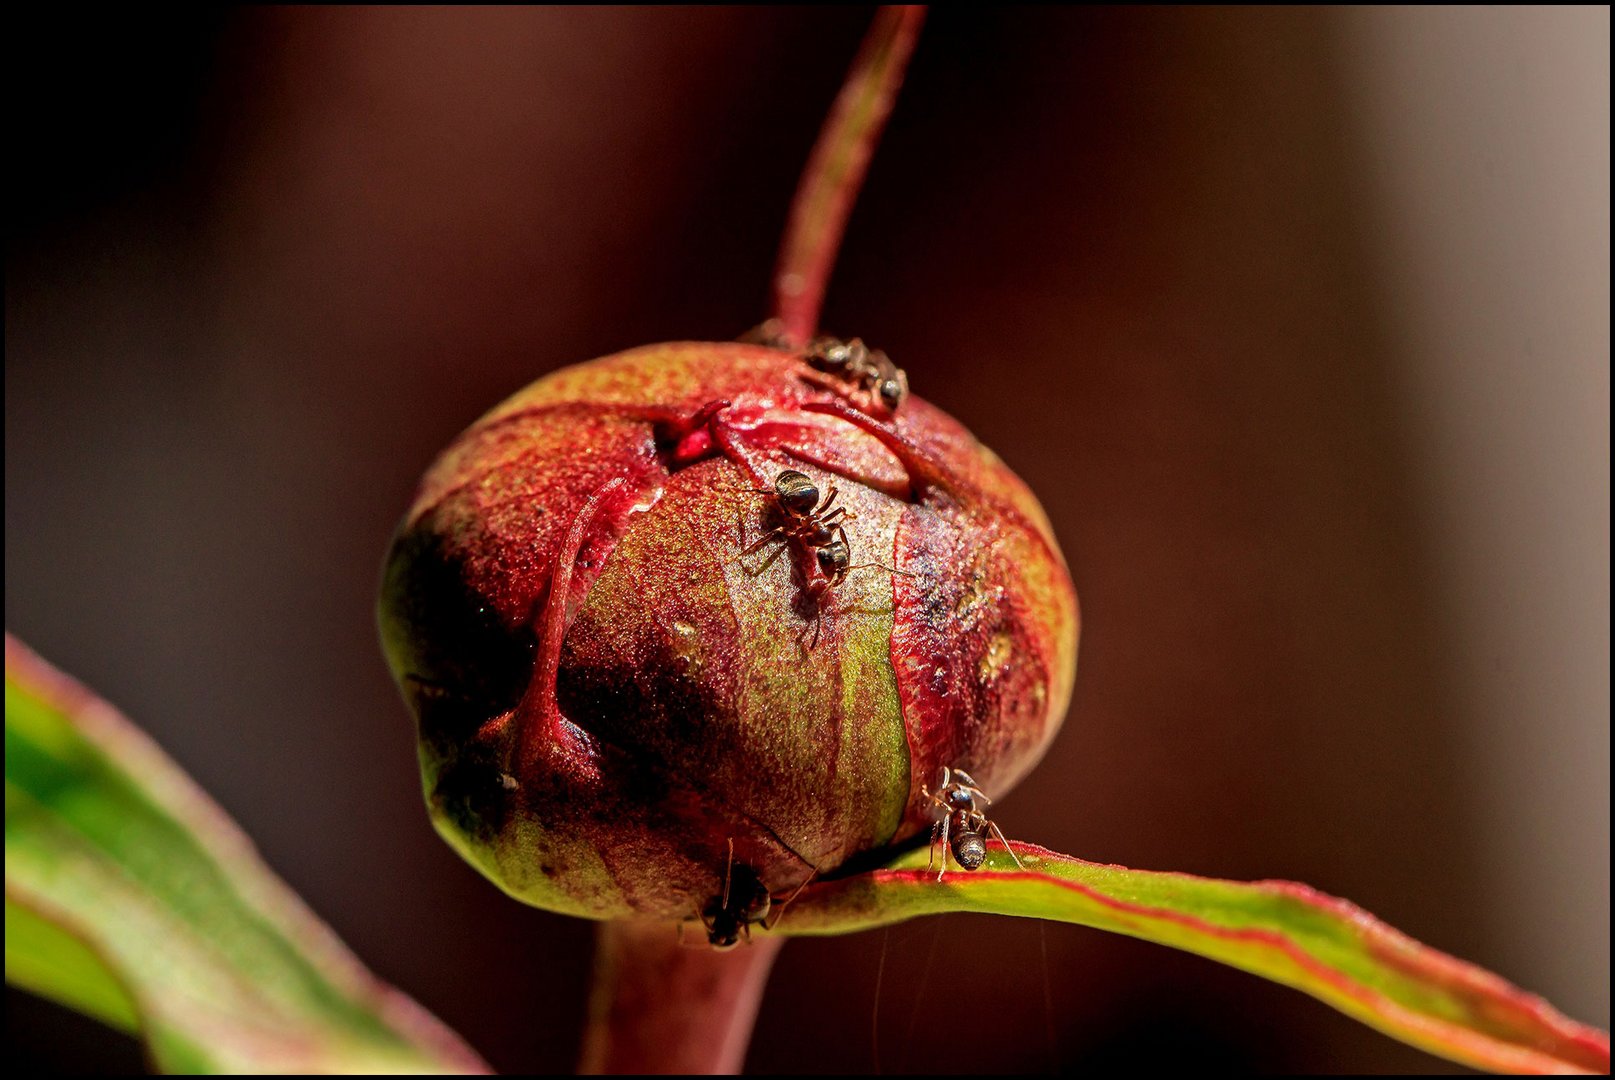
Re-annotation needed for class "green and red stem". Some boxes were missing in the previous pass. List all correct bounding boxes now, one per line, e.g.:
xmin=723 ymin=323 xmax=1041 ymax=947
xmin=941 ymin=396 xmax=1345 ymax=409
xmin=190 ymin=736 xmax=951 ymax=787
xmin=580 ymin=9 xmax=927 ymax=1072
xmin=770 ymin=5 xmax=926 ymax=348
xmin=579 ymin=922 xmax=784 ymax=1074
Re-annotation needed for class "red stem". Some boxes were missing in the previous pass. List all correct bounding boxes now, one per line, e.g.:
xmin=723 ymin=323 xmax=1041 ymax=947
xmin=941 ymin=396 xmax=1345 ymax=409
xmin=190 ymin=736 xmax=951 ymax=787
xmin=770 ymin=6 xmax=927 ymax=348
xmin=578 ymin=921 xmax=784 ymax=1075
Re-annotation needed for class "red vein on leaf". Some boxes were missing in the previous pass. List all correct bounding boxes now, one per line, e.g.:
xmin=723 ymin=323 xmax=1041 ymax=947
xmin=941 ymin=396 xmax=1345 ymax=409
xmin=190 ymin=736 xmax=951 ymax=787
xmin=771 ymin=6 xmax=927 ymax=348
xmin=829 ymin=850 xmax=1610 ymax=1075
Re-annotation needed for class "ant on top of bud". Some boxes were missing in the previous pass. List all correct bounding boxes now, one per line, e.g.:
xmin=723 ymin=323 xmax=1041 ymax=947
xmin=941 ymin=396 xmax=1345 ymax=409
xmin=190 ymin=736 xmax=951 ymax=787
xmin=736 ymin=322 xmax=909 ymax=415
xmin=803 ymin=335 xmax=909 ymax=416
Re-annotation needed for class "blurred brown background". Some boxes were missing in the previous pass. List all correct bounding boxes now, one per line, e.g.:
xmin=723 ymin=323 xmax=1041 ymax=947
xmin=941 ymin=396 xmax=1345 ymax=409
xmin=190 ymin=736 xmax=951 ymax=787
xmin=6 ymin=7 xmax=1607 ymax=1074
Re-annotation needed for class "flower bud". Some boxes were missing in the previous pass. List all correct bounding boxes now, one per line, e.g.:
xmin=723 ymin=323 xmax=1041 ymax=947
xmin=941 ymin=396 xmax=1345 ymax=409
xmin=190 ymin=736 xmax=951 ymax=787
xmin=379 ymin=342 xmax=1078 ymax=920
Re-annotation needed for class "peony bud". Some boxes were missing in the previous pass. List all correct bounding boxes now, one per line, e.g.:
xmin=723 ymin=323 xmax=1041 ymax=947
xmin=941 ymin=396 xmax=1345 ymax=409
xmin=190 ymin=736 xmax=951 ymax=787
xmin=379 ymin=341 xmax=1078 ymax=922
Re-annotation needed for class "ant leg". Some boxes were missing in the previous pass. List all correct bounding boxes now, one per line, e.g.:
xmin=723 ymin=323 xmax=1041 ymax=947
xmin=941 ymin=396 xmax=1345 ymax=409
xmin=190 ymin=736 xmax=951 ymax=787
xmin=737 ymin=539 xmax=788 ymax=579
xmin=721 ymin=838 xmax=735 ymax=911
xmin=761 ymin=868 xmax=819 ymax=931
xmin=818 ymin=484 xmax=839 ymax=516
xmin=735 ymin=527 xmax=785 ymax=559
xmin=689 ymin=905 xmax=718 ymax=950
xmin=837 ymin=523 xmax=914 ymax=582
xmin=987 ymin=821 xmax=1025 ymax=870
xmin=935 ymin=815 xmax=951 ymax=883
xmin=798 ymin=370 xmax=842 ymax=397
xmin=927 ymin=820 xmax=940 ymax=871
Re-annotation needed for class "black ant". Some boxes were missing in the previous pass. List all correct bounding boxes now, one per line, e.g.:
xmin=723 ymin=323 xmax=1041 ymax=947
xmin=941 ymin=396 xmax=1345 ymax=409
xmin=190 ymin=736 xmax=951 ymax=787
xmin=735 ymin=470 xmax=913 ymax=647
xmin=923 ymin=766 xmax=1023 ymax=882
xmin=804 ymin=335 xmax=909 ymax=415
xmin=693 ymin=839 xmax=814 ymax=950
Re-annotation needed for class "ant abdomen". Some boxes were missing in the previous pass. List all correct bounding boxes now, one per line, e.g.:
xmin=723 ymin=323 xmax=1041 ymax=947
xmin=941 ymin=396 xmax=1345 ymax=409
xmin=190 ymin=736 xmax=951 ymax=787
xmin=951 ymin=828 xmax=987 ymax=871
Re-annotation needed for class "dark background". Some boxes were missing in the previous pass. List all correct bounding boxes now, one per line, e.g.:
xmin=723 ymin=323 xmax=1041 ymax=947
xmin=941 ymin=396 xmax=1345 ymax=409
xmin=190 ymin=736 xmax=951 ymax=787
xmin=7 ymin=7 xmax=1607 ymax=1074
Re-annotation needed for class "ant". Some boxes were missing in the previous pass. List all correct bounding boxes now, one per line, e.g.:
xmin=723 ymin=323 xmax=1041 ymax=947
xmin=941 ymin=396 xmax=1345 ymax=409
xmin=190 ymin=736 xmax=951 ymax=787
xmin=922 ymin=766 xmax=1023 ymax=882
xmin=693 ymin=839 xmax=814 ymax=950
xmin=804 ymin=335 xmax=909 ymax=415
xmin=735 ymin=470 xmax=913 ymax=648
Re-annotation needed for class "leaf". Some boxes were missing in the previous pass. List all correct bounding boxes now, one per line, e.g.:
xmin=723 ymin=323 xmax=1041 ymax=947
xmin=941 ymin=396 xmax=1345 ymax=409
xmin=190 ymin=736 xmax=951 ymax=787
xmin=4 ymin=634 xmax=490 ymax=1074
xmin=776 ymin=842 xmax=1611 ymax=1075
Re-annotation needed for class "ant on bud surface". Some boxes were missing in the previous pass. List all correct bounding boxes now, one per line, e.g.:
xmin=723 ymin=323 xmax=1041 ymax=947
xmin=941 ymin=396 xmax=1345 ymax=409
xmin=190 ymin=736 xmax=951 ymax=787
xmin=690 ymin=838 xmax=814 ymax=950
xmin=804 ymin=335 xmax=909 ymax=415
xmin=734 ymin=469 xmax=914 ymax=648
xmin=923 ymin=766 xmax=1023 ymax=882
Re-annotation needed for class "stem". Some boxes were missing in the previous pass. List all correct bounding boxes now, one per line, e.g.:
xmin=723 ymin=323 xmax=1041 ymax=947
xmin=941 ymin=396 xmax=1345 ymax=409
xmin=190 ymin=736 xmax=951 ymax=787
xmin=770 ymin=5 xmax=927 ymax=348
xmin=578 ymin=921 xmax=785 ymax=1075
xmin=578 ymin=17 xmax=925 ymax=1072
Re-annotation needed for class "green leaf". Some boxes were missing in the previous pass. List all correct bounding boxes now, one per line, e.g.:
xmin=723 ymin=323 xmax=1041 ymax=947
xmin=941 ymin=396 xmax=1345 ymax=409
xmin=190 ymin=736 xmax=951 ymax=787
xmin=776 ymin=842 xmax=1611 ymax=1075
xmin=4 ymin=634 xmax=489 ymax=1074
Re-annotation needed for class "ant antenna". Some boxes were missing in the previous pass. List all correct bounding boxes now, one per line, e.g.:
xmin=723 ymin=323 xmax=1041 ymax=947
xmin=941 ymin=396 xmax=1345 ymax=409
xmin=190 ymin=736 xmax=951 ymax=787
xmin=843 ymin=561 xmax=917 ymax=578
xmin=987 ymin=821 xmax=1025 ymax=870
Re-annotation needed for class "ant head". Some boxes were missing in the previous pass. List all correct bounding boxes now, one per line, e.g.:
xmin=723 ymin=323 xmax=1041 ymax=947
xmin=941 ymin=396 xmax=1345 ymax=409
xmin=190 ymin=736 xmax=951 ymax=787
xmin=945 ymin=787 xmax=975 ymax=811
xmin=869 ymin=351 xmax=906 ymax=406
xmin=774 ymin=470 xmax=820 ymax=516
xmin=702 ymin=905 xmax=744 ymax=950
xmin=877 ymin=377 xmax=905 ymax=411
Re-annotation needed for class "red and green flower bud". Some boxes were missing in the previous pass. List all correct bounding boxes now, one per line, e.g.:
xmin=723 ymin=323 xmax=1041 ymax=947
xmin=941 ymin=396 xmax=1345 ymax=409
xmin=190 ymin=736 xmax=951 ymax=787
xmin=378 ymin=342 xmax=1079 ymax=921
